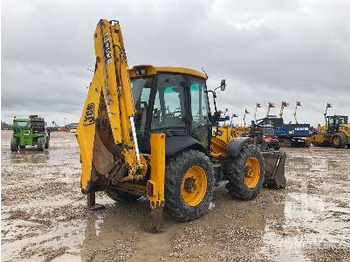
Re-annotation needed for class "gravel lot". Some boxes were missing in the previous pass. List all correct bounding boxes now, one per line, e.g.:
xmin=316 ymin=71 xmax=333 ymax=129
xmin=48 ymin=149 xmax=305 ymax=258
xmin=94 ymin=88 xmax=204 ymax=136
xmin=1 ymin=130 xmax=350 ymax=261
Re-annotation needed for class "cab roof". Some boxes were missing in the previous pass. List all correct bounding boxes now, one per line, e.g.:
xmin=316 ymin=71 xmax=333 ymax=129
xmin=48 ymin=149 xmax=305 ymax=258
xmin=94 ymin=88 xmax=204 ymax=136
xmin=327 ymin=115 xmax=348 ymax=118
xmin=128 ymin=65 xmax=207 ymax=80
xmin=14 ymin=118 xmax=29 ymax=121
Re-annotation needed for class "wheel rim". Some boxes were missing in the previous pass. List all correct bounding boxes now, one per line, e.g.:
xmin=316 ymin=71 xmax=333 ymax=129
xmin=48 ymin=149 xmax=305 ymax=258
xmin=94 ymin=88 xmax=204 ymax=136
xmin=181 ymin=166 xmax=207 ymax=206
xmin=333 ymin=136 xmax=340 ymax=146
xmin=244 ymin=157 xmax=260 ymax=188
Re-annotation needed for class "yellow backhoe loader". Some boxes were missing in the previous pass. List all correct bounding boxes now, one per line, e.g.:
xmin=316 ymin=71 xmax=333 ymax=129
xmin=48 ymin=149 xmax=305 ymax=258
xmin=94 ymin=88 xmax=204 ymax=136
xmin=77 ymin=19 xmax=285 ymax=231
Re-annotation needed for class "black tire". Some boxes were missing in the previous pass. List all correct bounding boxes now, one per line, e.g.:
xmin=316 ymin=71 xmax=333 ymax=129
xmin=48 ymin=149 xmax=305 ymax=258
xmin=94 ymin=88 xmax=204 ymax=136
xmin=105 ymin=187 xmax=140 ymax=202
xmin=332 ymin=133 xmax=346 ymax=148
xmin=290 ymin=140 xmax=298 ymax=147
xmin=257 ymin=137 xmax=268 ymax=151
xmin=224 ymin=144 xmax=265 ymax=200
xmin=165 ymin=150 xmax=214 ymax=222
xmin=37 ymin=138 xmax=44 ymax=151
xmin=10 ymin=137 xmax=18 ymax=152
xmin=45 ymin=139 xmax=49 ymax=149
xmin=273 ymin=143 xmax=281 ymax=151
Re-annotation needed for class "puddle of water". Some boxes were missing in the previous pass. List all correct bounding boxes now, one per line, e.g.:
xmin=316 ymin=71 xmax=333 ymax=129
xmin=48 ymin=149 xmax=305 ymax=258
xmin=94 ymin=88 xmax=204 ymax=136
xmin=9 ymin=150 xmax=50 ymax=164
xmin=1 ymin=131 xmax=79 ymax=166
xmin=259 ymin=152 xmax=350 ymax=261
xmin=2 ymin=131 xmax=350 ymax=261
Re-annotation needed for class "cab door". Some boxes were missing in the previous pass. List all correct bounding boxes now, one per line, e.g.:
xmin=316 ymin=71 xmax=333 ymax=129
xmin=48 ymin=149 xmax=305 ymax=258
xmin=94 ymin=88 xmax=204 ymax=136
xmin=327 ymin=117 xmax=335 ymax=134
xmin=188 ymin=76 xmax=211 ymax=150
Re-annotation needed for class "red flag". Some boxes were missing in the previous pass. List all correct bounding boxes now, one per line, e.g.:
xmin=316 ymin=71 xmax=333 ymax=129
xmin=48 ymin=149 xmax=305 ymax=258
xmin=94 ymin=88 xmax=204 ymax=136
xmin=268 ymin=102 xmax=275 ymax=108
xmin=256 ymin=103 xmax=261 ymax=108
xmin=245 ymin=109 xmax=250 ymax=114
xmin=296 ymin=101 xmax=302 ymax=107
xmin=282 ymin=101 xmax=288 ymax=107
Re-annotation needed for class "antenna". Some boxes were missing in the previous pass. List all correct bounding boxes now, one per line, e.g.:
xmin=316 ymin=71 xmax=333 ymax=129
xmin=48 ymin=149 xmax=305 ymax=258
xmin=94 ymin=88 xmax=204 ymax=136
xmin=201 ymin=68 xmax=209 ymax=79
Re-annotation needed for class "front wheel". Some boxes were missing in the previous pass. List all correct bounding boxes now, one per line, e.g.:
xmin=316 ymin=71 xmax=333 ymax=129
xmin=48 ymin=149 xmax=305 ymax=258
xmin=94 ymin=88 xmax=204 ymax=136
xmin=37 ymin=138 xmax=44 ymax=151
xmin=332 ymin=133 xmax=346 ymax=148
xmin=273 ymin=143 xmax=281 ymax=151
xmin=10 ymin=137 xmax=18 ymax=152
xmin=224 ymin=144 xmax=265 ymax=200
xmin=165 ymin=150 xmax=214 ymax=222
xmin=45 ymin=139 xmax=49 ymax=149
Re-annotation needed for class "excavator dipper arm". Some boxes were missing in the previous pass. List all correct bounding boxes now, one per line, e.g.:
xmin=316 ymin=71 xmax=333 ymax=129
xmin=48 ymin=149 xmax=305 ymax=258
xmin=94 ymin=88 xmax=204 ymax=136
xmin=77 ymin=19 xmax=147 ymax=194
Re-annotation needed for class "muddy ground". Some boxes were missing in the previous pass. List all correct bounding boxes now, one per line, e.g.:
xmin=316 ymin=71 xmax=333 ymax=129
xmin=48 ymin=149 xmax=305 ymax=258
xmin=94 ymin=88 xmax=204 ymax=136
xmin=1 ymin=130 xmax=350 ymax=262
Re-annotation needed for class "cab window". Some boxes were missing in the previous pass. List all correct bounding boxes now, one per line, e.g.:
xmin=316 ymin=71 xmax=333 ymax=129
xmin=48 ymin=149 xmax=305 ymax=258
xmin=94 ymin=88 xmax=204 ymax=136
xmin=151 ymin=74 xmax=186 ymax=129
xmin=131 ymin=77 xmax=153 ymax=137
xmin=15 ymin=121 xmax=27 ymax=127
xmin=189 ymin=76 xmax=210 ymax=148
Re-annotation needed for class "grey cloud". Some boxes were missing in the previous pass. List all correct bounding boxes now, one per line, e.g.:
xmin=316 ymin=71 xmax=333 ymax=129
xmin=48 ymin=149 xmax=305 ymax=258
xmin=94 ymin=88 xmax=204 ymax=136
xmin=2 ymin=0 xmax=350 ymax=125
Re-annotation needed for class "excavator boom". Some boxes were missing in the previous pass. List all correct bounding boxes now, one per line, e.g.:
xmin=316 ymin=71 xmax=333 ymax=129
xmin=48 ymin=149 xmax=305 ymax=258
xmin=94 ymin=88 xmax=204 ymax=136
xmin=77 ymin=19 xmax=146 ymax=193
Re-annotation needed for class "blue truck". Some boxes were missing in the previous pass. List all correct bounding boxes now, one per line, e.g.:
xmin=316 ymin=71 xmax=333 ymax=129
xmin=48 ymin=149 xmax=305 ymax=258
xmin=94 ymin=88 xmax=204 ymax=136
xmin=255 ymin=116 xmax=312 ymax=147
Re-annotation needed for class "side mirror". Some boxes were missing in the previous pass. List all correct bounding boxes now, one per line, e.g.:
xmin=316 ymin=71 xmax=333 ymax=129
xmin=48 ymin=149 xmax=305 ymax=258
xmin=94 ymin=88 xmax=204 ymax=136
xmin=214 ymin=111 xmax=222 ymax=121
xmin=220 ymin=79 xmax=226 ymax=91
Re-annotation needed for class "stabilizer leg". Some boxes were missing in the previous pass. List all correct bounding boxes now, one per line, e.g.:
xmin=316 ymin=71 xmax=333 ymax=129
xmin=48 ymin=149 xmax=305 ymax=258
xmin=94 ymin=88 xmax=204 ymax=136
xmin=152 ymin=203 xmax=165 ymax=233
xmin=86 ymin=192 xmax=105 ymax=211
xmin=147 ymin=133 xmax=166 ymax=233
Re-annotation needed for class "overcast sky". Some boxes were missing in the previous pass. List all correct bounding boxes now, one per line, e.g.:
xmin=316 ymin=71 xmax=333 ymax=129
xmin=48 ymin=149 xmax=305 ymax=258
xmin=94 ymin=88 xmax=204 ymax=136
xmin=2 ymin=0 xmax=350 ymax=126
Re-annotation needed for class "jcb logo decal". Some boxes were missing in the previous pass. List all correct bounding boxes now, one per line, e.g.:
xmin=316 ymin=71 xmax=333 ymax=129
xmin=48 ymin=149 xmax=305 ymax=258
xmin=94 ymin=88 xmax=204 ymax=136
xmin=103 ymin=34 xmax=112 ymax=64
xmin=83 ymin=103 xmax=95 ymax=126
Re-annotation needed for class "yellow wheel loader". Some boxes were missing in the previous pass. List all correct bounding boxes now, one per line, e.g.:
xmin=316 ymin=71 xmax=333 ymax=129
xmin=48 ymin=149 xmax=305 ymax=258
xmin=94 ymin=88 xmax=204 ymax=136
xmin=77 ymin=20 xmax=285 ymax=231
xmin=309 ymin=115 xmax=350 ymax=148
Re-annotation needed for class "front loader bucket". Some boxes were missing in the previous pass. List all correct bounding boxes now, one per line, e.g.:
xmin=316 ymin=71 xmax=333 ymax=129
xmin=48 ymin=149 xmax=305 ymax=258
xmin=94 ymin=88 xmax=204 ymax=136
xmin=262 ymin=151 xmax=286 ymax=188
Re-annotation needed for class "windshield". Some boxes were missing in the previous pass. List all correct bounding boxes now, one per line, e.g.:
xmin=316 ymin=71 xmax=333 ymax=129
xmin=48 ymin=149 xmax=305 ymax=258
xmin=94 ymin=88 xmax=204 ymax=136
xmin=130 ymin=74 xmax=210 ymax=140
xmin=31 ymin=121 xmax=45 ymax=127
xmin=15 ymin=121 xmax=28 ymax=127
xmin=338 ymin=117 xmax=348 ymax=124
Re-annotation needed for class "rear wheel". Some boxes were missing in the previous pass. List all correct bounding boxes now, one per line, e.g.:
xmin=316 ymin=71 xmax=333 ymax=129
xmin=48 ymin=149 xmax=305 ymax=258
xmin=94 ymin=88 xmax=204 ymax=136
xmin=37 ymin=138 xmax=44 ymax=151
xmin=273 ymin=143 xmax=281 ymax=151
xmin=224 ymin=144 xmax=265 ymax=200
xmin=256 ymin=137 xmax=268 ymax=151
xmin=10 ymin=137 xmax=18 ymax=152
xmin=332 ymin=133 xmax=346 ymax=148
xmin=105 ymin=187 xmax=140 ymax=202
xmin=45 ymin=139 xmax=49 ymax=149
xmin=165 ymin=150 xmax=214 ymax=221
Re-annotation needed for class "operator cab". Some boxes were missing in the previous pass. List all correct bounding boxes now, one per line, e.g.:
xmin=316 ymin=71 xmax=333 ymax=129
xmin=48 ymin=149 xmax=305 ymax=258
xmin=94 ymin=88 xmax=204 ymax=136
xmin=13 ymin=119 xmax=29 ymax=128
xmin=327 ymin=115 xmax=348 ymax=134
xmin=256 ymin=116 xmax=283 ymax=127
xmin=29 ymin=115 xmax=46 ymax=133
xmin=129 ymin=65 xmax=212 ymax=153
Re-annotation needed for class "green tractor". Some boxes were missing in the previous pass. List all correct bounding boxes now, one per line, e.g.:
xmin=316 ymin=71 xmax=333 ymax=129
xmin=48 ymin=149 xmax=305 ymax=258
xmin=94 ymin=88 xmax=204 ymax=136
xmin=11 ymin=115 xmax=50 ymax=152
